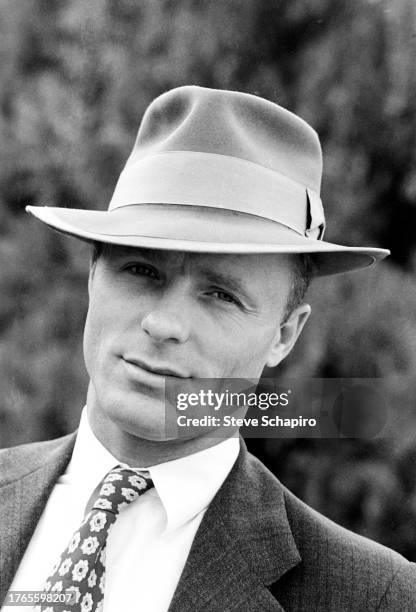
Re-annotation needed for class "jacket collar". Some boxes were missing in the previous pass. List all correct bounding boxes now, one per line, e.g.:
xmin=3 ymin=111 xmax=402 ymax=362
xmin=0 ymin=432 xmax=76 ymax=603
xmin=168 ymin=439 xmax=301 ymax=611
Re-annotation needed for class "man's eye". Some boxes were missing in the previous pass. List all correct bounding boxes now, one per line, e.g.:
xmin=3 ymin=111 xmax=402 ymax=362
xmin=211 ymin=290 xmax=240 ymax=305
xmin=123 ymin=264 xmax=158 ymax=279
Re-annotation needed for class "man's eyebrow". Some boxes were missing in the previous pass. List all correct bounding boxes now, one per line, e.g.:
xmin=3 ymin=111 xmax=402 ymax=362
xmin=107 ymin=245 xmax=167 ymax=262
xmin=201 ymin=270 xmax=257 ymax=306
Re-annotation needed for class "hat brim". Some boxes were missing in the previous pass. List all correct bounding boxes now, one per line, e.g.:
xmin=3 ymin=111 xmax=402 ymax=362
xmin=26 ymin=204 xmax=389 ymax=277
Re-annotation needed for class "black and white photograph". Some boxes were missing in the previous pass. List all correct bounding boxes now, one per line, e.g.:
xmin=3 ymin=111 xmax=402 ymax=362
xmin=0 ymin=1 xmax=416 ymax=610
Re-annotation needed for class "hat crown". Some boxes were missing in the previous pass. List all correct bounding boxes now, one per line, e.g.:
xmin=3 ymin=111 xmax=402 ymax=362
xmin=127 ymin=85 xmax=322 ymax=193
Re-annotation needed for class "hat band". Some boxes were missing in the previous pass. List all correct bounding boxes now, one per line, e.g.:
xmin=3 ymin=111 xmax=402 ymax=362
xmin=109 ymin=151 xmax=324 ymax=237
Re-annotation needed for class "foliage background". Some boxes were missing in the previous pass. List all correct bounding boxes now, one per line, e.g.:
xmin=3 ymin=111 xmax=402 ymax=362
xmin=1 ymin=0 xmax=416 ymax=560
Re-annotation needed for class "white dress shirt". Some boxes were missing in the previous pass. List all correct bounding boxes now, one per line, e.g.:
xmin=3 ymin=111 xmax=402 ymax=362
xmin=7 ymin=407 xmax=240 ymax=612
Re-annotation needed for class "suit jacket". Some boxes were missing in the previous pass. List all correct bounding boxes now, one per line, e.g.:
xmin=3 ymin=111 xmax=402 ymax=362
xmin=0 ymin=433 xmax=415 ymax=611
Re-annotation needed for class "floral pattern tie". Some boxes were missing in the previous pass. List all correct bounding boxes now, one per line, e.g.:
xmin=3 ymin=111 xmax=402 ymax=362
xmin=37 ymin=465 xmax=154 ymax=612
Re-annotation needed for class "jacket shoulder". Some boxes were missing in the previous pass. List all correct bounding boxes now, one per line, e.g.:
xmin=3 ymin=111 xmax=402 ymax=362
xmin=281 ymin=485 xmax=416 ymax=609
xmin=0 ymin=433 xmax=76 ymax=486
xmin=282 ymin=480 xmax=410 ymax=571
xmin=244 ymin=451 xmax=416 ymax=610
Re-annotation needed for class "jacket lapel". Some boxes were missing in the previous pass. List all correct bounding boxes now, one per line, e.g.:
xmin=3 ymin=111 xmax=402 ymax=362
xmin=0 ymin=433 xmax=76 ymax=603
xmin=169 ymin=440 xmax=300 ymax=611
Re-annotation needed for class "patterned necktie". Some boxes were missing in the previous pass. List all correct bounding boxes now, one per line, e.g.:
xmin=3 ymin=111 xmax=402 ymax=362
xmin=38 ymin=465 xmax=153 ymax=612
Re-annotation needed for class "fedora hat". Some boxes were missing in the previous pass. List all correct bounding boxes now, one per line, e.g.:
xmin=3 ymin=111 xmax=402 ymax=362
xmin=26 ymin=85 xmax=389 ymax=275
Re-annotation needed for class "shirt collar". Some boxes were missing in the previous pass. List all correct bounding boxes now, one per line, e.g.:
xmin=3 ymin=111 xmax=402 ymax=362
xmin=148 ymin=433 xmax=240 ymax=533
xmin=65 ymin=407 xmax=120 ymax=504
xmin=68 ymin=406 xmax=240 ymax=534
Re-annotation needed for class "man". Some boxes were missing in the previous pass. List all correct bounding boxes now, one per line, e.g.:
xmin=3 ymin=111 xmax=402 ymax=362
xmin=0 ymin=86 xmax=414 ymax=611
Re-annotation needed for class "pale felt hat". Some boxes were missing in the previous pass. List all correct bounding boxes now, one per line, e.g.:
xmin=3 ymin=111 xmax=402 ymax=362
xmin=26 ymin=85 xmax=389 ymax=275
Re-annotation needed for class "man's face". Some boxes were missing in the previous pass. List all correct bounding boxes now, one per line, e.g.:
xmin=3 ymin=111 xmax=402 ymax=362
xmin=84 ymin=245 xmax=309 ymax=441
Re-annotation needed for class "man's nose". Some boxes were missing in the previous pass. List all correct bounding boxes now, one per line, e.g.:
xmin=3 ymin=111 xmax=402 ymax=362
xmin=140 ymin=283 xmax=192 ymax=343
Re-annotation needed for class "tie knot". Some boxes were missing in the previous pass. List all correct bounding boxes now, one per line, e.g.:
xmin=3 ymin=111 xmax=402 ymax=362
xmin=91 ymin=465 xmax=154 ymax=515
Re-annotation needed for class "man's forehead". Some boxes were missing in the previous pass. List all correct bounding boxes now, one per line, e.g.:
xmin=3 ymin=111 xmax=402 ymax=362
xmin=100 ymin=243 xmax=293 ymax=274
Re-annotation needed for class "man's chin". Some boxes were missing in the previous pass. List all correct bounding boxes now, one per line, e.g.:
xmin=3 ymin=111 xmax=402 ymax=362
xmin=105 ymin=394 xmax=177 ymax=442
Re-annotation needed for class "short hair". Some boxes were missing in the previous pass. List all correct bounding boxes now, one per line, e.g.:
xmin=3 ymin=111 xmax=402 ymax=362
xmin=91 ymin=240 xmax=103 ymax=266
xmin=90 ymin=242 xmax=313 ymax=319
xmin=283 ymin=253 xmax=314 ymax=321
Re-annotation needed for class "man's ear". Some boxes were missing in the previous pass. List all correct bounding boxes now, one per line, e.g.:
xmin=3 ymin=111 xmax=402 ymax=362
xmin=266 ymin=303 xmax=311 ymax=368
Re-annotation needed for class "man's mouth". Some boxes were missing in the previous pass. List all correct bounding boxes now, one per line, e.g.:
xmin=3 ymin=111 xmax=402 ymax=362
xmin=122 ymin=357 xmax=190 ymax=379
